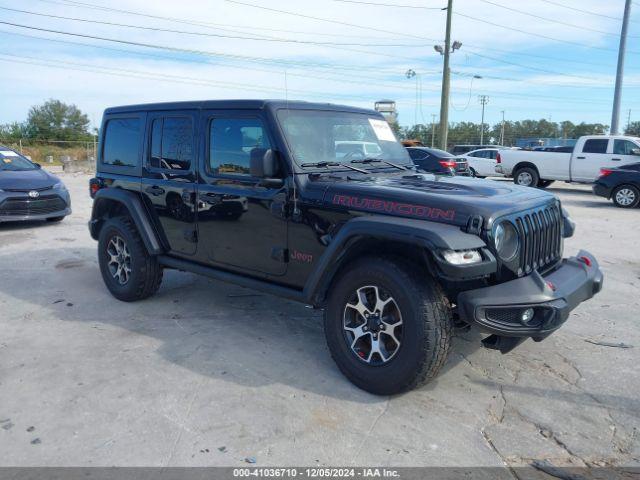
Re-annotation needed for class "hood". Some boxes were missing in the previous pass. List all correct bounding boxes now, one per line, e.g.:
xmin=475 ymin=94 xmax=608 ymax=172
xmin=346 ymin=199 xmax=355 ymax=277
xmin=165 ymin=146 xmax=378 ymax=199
xmin=0 ymin=168 xmax=59 ymax=191
xmin=314 ymin=172 xmax=557 ymax=229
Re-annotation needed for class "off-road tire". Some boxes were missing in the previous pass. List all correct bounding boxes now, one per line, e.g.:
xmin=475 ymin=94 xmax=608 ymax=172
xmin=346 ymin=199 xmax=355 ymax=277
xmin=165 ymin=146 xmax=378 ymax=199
xmin=98 ymin=216 xmax=163 ymax=302
xmin=538 ymin=180 xmax=554 ymax=189
xmin=324 ymin=256 xmax=452 ymax=395
xmin=612 ymin=185 xmax=640 ymax=208
xmin=514 ymin=166 xmax=539 ymax=188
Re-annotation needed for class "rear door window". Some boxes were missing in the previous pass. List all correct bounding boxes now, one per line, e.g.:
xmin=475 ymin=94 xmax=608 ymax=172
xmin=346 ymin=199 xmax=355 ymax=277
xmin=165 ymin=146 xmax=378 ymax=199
xmin=102 ymin=118 xmax=140 ymax=167
xmin=148 ymin=117 xmax=193 ymax=171
xmin=582 ymin=139 xmax=609 ymax=154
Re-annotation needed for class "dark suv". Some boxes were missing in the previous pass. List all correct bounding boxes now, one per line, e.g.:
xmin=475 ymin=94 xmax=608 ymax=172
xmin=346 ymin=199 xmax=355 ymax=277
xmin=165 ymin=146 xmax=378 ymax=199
xmin=89 ymin=100 xmax=603 ymax=394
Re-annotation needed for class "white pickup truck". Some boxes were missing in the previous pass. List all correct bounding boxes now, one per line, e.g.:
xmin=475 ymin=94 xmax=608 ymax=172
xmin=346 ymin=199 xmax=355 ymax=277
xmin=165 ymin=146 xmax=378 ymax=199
xmin=496 ymin=135 xmax=640 ymax=187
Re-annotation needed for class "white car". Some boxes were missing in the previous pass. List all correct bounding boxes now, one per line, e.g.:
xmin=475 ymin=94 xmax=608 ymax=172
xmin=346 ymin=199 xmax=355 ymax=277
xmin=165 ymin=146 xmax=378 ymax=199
xmin=457 ymin=148 xmax=503 ymax=178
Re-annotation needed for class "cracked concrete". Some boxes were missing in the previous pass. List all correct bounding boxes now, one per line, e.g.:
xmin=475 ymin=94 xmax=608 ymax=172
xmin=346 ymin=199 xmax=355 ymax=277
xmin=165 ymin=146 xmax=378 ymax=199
xmin=0 ymin=175 xmax=638 ymax=467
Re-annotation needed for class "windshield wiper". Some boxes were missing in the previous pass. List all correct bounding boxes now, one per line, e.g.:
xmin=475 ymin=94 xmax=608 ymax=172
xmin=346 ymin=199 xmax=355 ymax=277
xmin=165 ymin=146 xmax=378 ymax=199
xmin=350 ymin=158 xmax=409 ymax=171
xmin=300 ymin=161 xmax=369 ymax=174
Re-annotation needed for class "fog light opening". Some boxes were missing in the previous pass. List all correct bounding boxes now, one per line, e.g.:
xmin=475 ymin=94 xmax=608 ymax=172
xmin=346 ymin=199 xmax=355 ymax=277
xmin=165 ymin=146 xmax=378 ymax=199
xmin=521 ymin=308 xmax=535 ymax=325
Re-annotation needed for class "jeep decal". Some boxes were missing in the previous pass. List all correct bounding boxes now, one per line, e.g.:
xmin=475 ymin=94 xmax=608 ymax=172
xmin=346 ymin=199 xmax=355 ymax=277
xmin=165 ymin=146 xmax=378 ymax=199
xmin=332 ymin=194 xmax=455 ymax=221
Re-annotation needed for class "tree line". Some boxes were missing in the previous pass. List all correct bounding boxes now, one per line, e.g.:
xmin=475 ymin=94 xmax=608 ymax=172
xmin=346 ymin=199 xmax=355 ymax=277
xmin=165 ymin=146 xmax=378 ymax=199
xmin=2 ymin=99 xmax=638 ymax=146
xmin=0 ymin=99 xmax=93 ymax=143
xmin=394 ymin=119 xmax=621 ymax=147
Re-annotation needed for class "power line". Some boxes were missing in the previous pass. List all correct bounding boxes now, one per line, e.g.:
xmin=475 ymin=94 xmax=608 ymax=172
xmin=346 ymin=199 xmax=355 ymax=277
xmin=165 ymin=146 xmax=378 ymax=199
xmin=0 ymin=5 xmax=431 ymax=47
xmin=0 ymin=51 xmax=433 ymax=104
xmin=477 ymin=0 xmax=639 ymax=38
xmin=464 ymin=50 xmax=599 ymax=82
xmin=34 ymin=0 xmax=410 ymax=40
xmin=224 ymin=0 xmax=440 ymax=41
xmin=34 ymin=0 xmax=625 ymax=71
xmin=454 ymin=11 xmax=640 ymax=54
xmin=537 ymin=0 xmax=639 ymax=23
xmin=3 ymin=25 xmax=632 ymax=99
xmin=331 ymin=0 xmax=443 ymax=8
xmin=0 ymin=20 xmax=426 ymax=67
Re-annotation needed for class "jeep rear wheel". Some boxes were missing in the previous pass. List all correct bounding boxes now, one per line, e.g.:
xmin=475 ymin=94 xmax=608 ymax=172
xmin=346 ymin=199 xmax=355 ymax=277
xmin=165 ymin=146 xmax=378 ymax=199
xmin=98 ymin=216 xmax=163 ymax=302
xmin=324 ymin=257 xmax=452 ymax=395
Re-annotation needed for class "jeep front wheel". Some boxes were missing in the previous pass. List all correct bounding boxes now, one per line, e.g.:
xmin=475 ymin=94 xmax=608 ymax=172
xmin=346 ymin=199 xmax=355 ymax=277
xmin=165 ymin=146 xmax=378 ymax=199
xmin=324 ymin=257 xmax=452 ymax=395
xmin=98 ymin=216 xmax=163 ymax=302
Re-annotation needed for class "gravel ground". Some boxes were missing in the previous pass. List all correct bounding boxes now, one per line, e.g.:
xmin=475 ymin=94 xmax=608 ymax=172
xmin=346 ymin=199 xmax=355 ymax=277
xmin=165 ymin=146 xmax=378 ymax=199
xmin=0 ymin=173 xmax=637 ymax=469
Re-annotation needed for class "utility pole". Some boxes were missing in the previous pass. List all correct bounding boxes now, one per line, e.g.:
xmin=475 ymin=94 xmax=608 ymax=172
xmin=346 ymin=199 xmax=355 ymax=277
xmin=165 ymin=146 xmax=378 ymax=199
xmin=479 ymin=95 xmax=489 ymax=145
xmin=500 ymin=110 xmax=505 ymax=146
xmin=611 ymin=0 xmax=632 ymax=134
xmin=438 ymin=0 xmax=453 ymax=151
xmin=627 ymin=109 xmax=632 ymax=132
xmin=431 ymin=113 xmax=437 ymax=147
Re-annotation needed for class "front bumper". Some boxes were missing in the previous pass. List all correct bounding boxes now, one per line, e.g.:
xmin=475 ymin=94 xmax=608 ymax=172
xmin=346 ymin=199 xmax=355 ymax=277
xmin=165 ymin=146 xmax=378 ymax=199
xmin=457 ymin=250 xmax=603 ymax=339
xmin=0 ymin=191 xmax=71 ymax=222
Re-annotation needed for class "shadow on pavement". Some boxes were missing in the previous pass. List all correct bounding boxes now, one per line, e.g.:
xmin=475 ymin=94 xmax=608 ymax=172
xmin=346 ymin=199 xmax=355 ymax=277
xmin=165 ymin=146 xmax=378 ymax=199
xmin=0 ymin=246 xmax=480 ymax=402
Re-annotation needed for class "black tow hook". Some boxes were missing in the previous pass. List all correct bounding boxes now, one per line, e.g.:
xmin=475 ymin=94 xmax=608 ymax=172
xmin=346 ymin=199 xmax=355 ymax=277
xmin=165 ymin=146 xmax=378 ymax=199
xmin=481 ymin=334 xmax=527 ymax=354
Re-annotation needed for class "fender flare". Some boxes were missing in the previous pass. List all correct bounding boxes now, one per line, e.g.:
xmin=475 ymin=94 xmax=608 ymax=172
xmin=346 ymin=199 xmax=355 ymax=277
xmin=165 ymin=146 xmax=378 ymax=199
xmin=89 ymin=188 xmax=163 ymax=255
xmin=302 ymin=215 xmax=491 ymax=303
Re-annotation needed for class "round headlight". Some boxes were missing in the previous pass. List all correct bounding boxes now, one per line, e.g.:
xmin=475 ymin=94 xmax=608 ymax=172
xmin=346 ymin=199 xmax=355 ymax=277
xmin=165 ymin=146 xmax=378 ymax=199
xmin=494 ymin=221 xmax=519 ymax=261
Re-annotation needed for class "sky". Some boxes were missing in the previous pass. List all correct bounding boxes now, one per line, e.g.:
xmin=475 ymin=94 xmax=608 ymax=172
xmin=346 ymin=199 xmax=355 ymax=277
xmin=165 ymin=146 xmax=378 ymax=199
xmin=1 ymin=0 xmax=639 ymax=131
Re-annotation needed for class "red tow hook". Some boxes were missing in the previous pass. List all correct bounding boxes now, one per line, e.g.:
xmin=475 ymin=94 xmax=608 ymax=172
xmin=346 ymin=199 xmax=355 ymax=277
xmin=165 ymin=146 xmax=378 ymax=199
xmin=546 ymin=281 xmax=556 ymax=291
xmin=578 ymin=256 xmax=592 ymax=267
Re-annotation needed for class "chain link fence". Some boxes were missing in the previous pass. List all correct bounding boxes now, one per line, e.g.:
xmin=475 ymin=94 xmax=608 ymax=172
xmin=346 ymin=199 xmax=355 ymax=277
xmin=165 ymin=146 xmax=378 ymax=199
xmin=0 ymin=138 xmax=97 ymax=172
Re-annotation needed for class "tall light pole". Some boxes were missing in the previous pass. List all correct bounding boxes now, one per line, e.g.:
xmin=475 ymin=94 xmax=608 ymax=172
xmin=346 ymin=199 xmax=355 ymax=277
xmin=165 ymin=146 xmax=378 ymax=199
xmin=500 ymin=110 xmax=505 ymax=146
xmin=431 ymin=113 xmax=437 ymax=147
xmin=611 ymin=0 xmax=632 ymax=134
xmin=479 ymin=95 xmax=489 ymax=145
xmin=436 ymin=0 xmax=459 ymax=151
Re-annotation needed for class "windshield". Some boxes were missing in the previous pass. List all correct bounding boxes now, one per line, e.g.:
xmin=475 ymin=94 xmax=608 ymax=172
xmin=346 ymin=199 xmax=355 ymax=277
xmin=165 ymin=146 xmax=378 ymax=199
xmin=276 ymin=109 xmax=411 ymax=168
xmin=0 ymin=149 xmax=37 ymax=171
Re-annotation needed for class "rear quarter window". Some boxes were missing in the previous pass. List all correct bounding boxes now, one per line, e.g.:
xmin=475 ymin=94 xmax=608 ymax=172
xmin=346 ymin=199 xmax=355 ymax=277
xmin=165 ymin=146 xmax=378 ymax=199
xmin=102 ymin=117 xmax=141 ymax=167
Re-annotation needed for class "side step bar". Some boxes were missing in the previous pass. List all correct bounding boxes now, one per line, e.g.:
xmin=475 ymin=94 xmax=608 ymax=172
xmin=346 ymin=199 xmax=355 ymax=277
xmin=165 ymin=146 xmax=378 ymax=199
xmin=158 ymin=255 xmax=307 ymax=304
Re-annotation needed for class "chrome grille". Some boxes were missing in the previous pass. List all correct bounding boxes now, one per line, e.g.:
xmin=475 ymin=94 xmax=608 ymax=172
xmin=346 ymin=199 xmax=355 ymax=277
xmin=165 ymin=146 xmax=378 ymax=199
xmin=513 ymin=204 xmax=562 ymax=275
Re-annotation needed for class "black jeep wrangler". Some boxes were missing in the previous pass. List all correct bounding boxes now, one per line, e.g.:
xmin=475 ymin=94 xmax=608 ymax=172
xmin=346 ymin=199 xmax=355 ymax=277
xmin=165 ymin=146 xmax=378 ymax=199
xmin=89 ymin=100 xmax=603 ymax=394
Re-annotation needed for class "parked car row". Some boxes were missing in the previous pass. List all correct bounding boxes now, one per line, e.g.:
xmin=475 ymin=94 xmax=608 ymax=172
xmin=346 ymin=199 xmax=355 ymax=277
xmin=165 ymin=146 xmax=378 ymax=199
xmin=403 ymin=137 xmax=640 ymax=209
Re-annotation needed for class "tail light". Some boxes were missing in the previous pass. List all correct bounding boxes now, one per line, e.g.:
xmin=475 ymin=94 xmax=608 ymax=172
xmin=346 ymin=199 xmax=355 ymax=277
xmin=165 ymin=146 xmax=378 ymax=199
xmin=439 ymin=160 xmax=456 ymax=169
xmin=89 ymin=178 xmax=104 ymax=198
xmin=598 ymin=168 xmax=614 ymax=178
xmin=496 ymin=152 xmax=501 ymax=164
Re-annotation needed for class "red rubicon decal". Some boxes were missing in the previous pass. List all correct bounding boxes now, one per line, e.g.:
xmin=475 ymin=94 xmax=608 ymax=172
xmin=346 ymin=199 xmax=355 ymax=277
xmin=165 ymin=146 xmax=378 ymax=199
xmin=332 ymin=194 xmax=456 ymax=221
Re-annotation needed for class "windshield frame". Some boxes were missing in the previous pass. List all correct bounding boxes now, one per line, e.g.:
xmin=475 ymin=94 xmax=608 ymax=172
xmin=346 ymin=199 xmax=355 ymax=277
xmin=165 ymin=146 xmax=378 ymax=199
xmin=0 ymin=148 xmax=38 ymax=171
xmin=274 ymin=107 xmax=413 ymax=172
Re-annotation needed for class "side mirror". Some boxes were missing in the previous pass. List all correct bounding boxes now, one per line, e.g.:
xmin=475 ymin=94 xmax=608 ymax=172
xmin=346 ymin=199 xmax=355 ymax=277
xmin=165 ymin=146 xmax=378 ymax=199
xmin=34 ymin=162 xmax=42 ymax=169
xmin=250 ymin=148 xmax=283 ymax=187
xmin=631 ymin=148 xmax=640 ymax=156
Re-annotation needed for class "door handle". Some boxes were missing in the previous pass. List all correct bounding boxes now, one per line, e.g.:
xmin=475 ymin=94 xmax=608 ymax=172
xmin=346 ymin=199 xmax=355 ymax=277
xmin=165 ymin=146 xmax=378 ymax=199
xmin=576 ymin=156 xmax=586 ymax=159
xmin=145 ymin=186 xmax=165 ymax=196
xmin=612 ymin=158 xmax=621 ymax=161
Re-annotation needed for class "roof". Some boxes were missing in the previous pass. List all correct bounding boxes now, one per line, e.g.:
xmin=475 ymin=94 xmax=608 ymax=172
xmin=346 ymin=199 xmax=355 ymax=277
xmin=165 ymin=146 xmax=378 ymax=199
xmin=103 ymin=99 xmax=378 ymax=116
